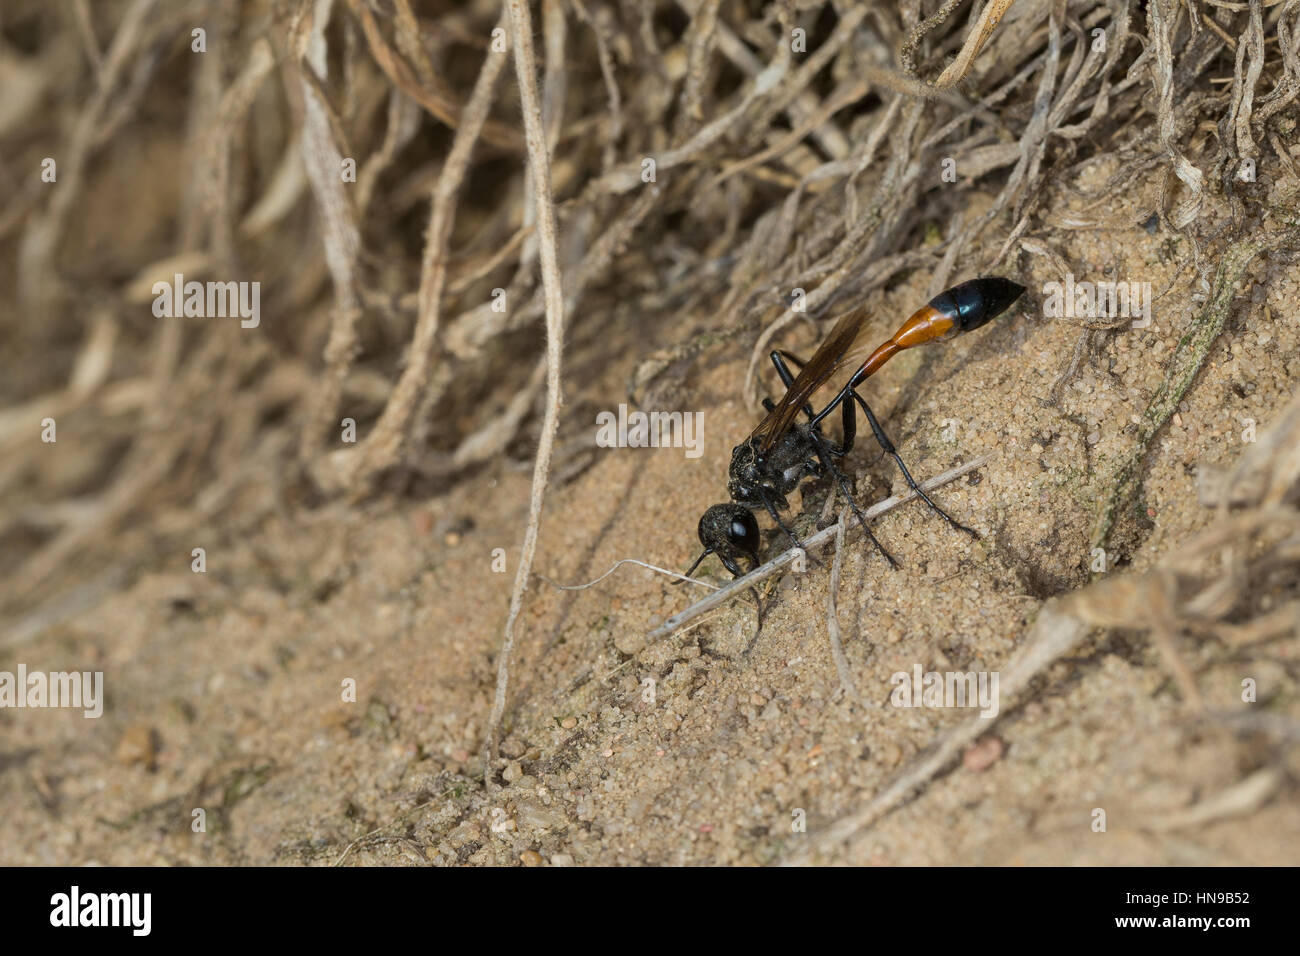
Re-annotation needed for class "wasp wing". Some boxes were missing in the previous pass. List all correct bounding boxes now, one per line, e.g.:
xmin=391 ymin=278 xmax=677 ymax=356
xmin=750 ymin=305 xmax=874 ymax=452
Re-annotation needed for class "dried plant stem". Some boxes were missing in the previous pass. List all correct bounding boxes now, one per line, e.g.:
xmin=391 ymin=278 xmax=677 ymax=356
xmin=484 ymin=0 xmax=568 ymax=791
xmin=1092 ymin=226 xmax=1298 ymax=553
xmin=18 ymin=0 xmax=158 ymax=309
xmin=346 ymin=14 xmax=511 ymax=486
xmin=826 ymin=509 xmax=866 ymax=708
xmin=933 ymin=0 xmax=1020 ymax=90
xmin=294 ymin=0 xmax=363 ymax=464
xmin=536 ymin=559 xmax=722 ymax=592
xmin=346 ymin=0 xmax=522 ymax=150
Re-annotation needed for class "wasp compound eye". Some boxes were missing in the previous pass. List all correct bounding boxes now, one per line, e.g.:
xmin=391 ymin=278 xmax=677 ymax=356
xmin=726 ymin=508 xmax=760 ymax=555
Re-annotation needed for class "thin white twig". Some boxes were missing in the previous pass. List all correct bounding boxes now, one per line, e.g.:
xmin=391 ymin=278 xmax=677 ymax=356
xmin=484 ymin=0 xmax=569 ymax=792
xmin=536 ymin=559 xmax=721 ymax=592
xmin=826 ymin=508 xmax=866 ymax=707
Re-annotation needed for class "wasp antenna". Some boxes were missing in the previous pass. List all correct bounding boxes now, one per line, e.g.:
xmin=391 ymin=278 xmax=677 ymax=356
xmin=674 ymin=548 xmax=712 ymax=584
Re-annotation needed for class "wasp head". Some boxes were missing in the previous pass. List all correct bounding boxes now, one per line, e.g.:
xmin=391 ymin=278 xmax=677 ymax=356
xmin=676 ymin=502 xmax=760 ymax=582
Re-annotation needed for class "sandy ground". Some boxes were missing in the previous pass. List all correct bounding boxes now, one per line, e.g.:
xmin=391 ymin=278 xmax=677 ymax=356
xmin=2 ymin=154 xmax=1299 ymax=866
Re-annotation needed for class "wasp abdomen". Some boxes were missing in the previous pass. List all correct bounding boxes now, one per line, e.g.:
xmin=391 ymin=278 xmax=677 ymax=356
xmin=929 ymin=276 xmax=1026 ymax=334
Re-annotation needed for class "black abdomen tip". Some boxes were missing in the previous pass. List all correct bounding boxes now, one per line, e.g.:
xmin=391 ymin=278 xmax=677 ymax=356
xmin=931 ymin=276 xmax=1027 ymax=333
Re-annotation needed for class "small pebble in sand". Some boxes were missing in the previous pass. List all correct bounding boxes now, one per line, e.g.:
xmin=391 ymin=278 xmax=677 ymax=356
xmin=115 ymin=723 xmax=157 ymax=771
xmin=963 ymin=735 xmax=1005 ymax=772
xmin=877 ymin=741 xmax=903 ymax=767
xmin=613 ymin=631 xmax=645 ymax=655
xmin=549 ymin=852 xmax=575 ymax=867
xmin=410 ymin=510 xmax=434 ymax=536
xmin=560 ymin=717 xmax=577 ymax=730
xmin=520 ymin=850 xmax=543 ymax=867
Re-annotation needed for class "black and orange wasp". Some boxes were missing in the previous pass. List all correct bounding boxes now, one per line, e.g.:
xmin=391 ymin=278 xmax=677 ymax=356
xmin=683 ymin=276 xmax=1026 ymax=581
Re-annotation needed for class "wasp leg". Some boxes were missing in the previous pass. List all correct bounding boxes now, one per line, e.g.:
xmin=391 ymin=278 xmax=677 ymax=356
xmin=806 ymin=423 xmax=897 ymax=569
xmin=768 ymin=351 xmax=819 ymax=421
xmin=718 ymin=554 xmax=745 ymax=578
xmin=776 ymin=349 xmax=859 ymax=460
xmin=803 ymin=383 xmax=860 ymax=458
xmin=757 ymin=489 xmax=802 ymax=550
xmin=775 ymin=356 xmax=893 ymax=564
xmin=814 ymin=383 xmax=856 ymax=458
xmin=717 ymin=546 xmax=760 ymax=578
xmin=849 ymin=390 xmax=979 ymax=538
xmin=755 ymin=488 xmax=822 ymax=570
